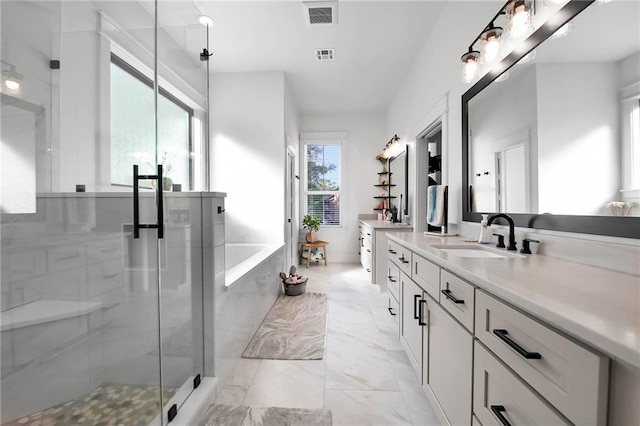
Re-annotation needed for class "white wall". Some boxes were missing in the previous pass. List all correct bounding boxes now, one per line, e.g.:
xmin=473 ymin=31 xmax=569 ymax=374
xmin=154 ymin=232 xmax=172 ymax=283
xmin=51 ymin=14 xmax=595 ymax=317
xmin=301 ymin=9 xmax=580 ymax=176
xmin=210 ymin=71 xmax=286 ymax=244
xmin=299 ymin=112 xmax=386 ymax=263
xmin=386 ymin=1 xmax=498 ymax=228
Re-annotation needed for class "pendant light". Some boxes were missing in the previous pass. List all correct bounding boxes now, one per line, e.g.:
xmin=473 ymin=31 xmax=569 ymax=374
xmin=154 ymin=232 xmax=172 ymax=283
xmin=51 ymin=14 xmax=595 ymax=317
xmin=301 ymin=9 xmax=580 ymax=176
xmin=460 ymin=48 xmax=481 ymax=83
xmin=480 ymin=23 xmax=503 ymax=64
xmin=505 ymin=0 xmax=533 ymax=39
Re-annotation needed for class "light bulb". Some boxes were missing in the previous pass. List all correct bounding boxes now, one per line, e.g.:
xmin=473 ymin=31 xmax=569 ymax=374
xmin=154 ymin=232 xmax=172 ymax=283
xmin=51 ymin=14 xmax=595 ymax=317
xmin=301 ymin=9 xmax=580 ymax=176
xmin=4 ymin=79 xmax=20 ymax=90
xmin=483 ymin=37 xmax=501 ymax=62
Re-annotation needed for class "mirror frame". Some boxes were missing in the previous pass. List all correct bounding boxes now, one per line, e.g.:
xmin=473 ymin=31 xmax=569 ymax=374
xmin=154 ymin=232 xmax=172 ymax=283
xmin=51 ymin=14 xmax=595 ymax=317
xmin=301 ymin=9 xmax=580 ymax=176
xmin=462 ymin=0 xmax=640 ymax=239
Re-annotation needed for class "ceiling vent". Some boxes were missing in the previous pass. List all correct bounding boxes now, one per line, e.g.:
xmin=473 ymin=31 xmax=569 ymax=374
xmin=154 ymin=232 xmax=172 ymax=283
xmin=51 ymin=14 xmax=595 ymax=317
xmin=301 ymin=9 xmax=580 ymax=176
xmin=315 ymin=49 xmax=335 ymax=61
xmin=303 ymin=1 xmax=337 ymax=26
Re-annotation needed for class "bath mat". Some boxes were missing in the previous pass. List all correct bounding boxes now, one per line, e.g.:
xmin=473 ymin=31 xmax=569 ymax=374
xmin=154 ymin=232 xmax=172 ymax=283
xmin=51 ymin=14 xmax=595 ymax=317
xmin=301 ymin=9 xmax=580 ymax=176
xmin=200 ymin=404 xmax=332 ymax=426
xmin=242 ymin=292 xmax=327 ymax=360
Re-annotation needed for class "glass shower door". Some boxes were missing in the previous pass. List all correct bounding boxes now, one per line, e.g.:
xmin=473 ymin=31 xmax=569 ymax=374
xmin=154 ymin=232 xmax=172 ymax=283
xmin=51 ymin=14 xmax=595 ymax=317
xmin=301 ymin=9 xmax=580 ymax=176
xmin=155 ymin=3 xmax=209 ymax=422
xmin=1 ymin=0 xmax=164 ymax=424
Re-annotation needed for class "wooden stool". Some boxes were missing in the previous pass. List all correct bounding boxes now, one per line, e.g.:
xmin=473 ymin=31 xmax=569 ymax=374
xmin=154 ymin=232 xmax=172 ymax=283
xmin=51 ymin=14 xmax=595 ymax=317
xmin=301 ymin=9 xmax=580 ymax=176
xmin=299 ymin=240 xmax=329 ymax=267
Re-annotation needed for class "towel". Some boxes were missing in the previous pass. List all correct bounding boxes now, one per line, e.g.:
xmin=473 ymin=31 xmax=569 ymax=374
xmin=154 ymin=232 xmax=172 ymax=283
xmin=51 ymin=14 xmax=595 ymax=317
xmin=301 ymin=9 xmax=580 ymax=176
xmin=427 ymin=185 xmax=447 ymax=227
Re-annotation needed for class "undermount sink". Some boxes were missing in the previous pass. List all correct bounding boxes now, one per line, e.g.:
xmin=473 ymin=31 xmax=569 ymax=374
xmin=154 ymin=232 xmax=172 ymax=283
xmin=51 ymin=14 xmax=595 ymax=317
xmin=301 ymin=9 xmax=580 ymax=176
xmin=431 ymin=245 xmax=524 ymax=259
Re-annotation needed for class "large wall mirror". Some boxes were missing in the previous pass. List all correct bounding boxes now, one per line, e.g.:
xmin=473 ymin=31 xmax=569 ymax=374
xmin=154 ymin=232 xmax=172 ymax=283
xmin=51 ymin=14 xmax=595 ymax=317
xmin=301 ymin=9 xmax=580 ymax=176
xmin=462 ymin=0 xmax=640 ymax=239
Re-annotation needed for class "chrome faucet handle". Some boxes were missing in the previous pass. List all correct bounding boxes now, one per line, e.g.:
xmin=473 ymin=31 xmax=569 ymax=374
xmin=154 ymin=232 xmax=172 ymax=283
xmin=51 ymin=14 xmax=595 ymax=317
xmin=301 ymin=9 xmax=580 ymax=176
xmin=492 ymin=233 xmax=505 ymax=248
xmin=520 ymin=238 xmax=540 ymax=254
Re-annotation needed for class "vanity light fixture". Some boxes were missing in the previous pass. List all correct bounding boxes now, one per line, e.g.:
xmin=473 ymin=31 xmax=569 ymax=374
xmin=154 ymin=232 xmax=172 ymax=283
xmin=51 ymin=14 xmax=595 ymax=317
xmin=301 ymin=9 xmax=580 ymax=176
xmin=380 ymin=134 xmax=403 ymax=159
xmin=461 ymin=48 xmax=481 ymax=83
xmin=460 ymin=0 xmax=538 ymax=83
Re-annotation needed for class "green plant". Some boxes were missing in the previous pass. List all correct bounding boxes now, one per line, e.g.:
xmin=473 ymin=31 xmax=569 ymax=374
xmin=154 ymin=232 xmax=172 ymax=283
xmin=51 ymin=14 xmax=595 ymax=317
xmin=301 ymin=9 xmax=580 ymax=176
xmin=302 ymin=214 xmax=321 ymax=233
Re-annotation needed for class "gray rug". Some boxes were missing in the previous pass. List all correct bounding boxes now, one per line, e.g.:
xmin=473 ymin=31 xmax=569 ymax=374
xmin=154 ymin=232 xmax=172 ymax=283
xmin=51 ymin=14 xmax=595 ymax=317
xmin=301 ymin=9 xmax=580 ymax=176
xmin=200 ymin=405 xmax=332 ymax=426
xmin=242 ymin=292 xmax=327 ymax=360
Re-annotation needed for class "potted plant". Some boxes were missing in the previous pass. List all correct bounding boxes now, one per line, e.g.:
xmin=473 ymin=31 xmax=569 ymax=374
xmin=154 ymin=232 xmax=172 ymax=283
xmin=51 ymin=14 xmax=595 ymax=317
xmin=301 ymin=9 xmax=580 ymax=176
xmin=302 ymin=214 xmax=321 ymax=243
xmin=376 ymin=153 xmax=387 ymax=172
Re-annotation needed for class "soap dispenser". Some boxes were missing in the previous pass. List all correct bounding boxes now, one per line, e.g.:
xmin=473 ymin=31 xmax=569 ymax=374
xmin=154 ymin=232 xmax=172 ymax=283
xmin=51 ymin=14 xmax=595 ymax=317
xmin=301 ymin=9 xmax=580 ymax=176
xmin=478 ymin=214 xmax=491 ymax=244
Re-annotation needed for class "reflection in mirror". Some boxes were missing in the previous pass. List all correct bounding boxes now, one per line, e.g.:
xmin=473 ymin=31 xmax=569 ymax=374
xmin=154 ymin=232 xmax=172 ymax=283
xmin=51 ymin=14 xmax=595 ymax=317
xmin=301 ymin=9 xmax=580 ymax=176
xmin=467 ymin=0 xmax=640 ymax=218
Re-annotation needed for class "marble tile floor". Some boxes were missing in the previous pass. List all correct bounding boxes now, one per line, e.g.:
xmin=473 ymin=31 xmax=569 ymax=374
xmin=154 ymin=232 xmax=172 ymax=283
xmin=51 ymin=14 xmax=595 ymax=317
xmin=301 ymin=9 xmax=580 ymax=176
xmin=212 ymin=263 xmax=441 ymax=426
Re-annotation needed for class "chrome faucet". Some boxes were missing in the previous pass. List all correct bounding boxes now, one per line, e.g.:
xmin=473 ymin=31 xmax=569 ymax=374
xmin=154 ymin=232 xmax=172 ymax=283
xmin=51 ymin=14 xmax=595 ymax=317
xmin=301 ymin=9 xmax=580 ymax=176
xmin=488 ymin=214 xmax=517 ymax=251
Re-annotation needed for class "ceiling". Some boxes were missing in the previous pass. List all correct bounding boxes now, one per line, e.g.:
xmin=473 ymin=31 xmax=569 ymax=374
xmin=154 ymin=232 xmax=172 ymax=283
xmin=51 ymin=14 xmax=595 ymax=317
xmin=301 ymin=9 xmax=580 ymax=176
xmin=191 ymin=1 xmax=447 ymax=115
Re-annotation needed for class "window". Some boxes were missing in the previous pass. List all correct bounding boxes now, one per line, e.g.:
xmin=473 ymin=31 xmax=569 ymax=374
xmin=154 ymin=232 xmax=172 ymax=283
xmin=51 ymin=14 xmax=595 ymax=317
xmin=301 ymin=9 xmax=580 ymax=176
xmin=304 ymin=143 xmax=341 ymax=226
xmin=110 ymin=54 xmax=193 ymax=189
xmin=630 ymin=99 xmax=640 ymax=189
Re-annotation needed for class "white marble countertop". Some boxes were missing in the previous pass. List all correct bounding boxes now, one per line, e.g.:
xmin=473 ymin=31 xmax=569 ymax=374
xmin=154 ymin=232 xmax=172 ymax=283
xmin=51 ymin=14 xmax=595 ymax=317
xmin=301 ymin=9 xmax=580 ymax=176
xmin=387 ymin=232 xmax=640 ymax=369
xmin=360 ymin=220 xmax=412 ymax=230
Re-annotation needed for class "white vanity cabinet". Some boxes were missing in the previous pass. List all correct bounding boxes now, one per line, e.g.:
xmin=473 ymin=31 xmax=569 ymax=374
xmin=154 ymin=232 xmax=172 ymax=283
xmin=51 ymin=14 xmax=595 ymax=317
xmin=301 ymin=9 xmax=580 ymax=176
xmin=400 ymin=271 xmax=426 ymax=375
xmin=358 ymin=220 xmax=412 ymax=289
xmin=387 ymin=234 xmax=615 ymax=426
xmin=359 ymin=222 xmax=373 ymax=281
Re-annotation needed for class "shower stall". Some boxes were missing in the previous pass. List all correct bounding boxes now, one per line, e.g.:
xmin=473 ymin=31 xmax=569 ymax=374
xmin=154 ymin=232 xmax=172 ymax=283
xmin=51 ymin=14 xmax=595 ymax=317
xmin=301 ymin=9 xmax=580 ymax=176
xmin=1 ymin=1 xmax=214 ymax=424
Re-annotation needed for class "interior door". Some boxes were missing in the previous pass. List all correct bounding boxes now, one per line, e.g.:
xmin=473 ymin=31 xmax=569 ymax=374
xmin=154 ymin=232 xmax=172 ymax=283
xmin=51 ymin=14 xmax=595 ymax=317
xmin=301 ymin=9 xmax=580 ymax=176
xmin=286 ymin=148 xmax=298 ymax=266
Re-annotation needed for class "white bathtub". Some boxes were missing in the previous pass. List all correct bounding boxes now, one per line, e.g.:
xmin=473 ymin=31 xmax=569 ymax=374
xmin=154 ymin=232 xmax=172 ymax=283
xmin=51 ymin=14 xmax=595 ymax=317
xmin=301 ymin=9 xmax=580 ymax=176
xmin=225 ymin=243 xmax=283 ymax=287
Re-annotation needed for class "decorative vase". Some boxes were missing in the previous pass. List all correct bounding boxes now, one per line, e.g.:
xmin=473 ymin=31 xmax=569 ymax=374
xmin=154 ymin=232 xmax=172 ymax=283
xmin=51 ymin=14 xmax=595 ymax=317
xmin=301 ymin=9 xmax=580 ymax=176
xmin=305 ymin=231 xmax=315 ymax=243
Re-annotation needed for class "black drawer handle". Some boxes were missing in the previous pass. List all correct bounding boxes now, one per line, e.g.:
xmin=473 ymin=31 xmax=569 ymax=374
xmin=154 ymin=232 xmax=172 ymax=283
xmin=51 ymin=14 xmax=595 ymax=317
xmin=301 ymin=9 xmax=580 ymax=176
xmin=493 ymin=329 xmax=542 ymax=360
xmin=388 ymin=249 xmax=397 ymax=254
xmin=441 ymin=289 xmax=464 ymax=304
xmin=399 ymin=256 xmax=409 ymax=264
xmin=366 ymin=249 xmax=371 ymax=253
xmin=413 ymin=294 xmax=421 ymax=319
xmin=388 ymin=276 xmax=397 ymax=283
xmin=388 ymin=307 xmax=397 ymax=316
xmin=490 ymin=405 xmax=511 ymax=426
xmin=418 ymin=299 xmax=428 ymax=326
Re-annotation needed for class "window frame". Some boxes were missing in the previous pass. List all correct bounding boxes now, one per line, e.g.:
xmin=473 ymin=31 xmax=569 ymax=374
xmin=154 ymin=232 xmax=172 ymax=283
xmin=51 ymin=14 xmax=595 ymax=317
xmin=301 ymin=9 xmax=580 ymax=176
xmin=110 ymin=53 xmax=195 ymax=189
xmin=303 ymin=140 xmax=343 ymax=228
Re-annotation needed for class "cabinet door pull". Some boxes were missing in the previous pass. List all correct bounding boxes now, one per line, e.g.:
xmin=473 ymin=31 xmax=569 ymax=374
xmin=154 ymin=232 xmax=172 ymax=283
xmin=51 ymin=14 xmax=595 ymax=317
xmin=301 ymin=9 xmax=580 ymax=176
xmin=388 ymin=276 xmax=397 ymax=283
xmin=366 ymin=249 xmax=371 ymax=253
xmin=413 ymin=294 xmax=421 ymax=319
xmin=441 ymin=289 xmax=464 ymax=304
xmin=493 ymin=329 xmax=542 ymax=360
xmin=399 ymin=256 xmax=409 ymax=264
xmin=418 ymin=299 xmax=428 ymax=326
xmin=388 ymin=249 xmax=397 ymax=254
xmin=490 ymin=405 xmax=512 ymax=426
xmin=387 ymin=307 xmax=397 ymax=316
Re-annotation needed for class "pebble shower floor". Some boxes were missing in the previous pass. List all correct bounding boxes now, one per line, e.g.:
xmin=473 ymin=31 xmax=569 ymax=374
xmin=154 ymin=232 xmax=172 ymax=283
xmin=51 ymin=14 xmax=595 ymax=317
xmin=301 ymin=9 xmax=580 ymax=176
xmin=3 ymin=383 xmax=176 ymax=426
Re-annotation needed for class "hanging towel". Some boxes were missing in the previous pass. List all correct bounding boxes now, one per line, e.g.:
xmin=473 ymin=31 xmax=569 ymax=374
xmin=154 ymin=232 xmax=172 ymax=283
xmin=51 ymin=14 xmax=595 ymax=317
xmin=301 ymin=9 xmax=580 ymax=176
xmin=427 ymin=185 xmax=447 ymax=227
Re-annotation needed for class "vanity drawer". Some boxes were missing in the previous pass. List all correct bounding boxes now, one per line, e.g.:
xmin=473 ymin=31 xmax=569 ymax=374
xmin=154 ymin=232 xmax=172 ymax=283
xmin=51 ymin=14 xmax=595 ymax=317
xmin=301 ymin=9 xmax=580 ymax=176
xmin=387 ymin=240 xmax=411 ymax=276
xmin=439 ymin=269 xmax=475 ymax=332
xmin=475 ymin=290 xmax=609 ymax=426
xmin=412 ymin=254 xmax=440 ymax=299
xmin=387 ymin=262 xmax=400 ymax=302
xmin=473 ymin=341 xmax=570 ymax=426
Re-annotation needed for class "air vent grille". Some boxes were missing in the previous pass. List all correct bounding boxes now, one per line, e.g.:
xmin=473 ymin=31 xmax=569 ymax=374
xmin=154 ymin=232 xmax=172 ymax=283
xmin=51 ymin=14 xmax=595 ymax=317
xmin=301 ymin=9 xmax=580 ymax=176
xmin=308 ymin=7 xmax=332 ymax=24
xmin=303 ymin=1 xmax=337 ymax=26
xmin=315 ymin=49 xmax=335 ymax=61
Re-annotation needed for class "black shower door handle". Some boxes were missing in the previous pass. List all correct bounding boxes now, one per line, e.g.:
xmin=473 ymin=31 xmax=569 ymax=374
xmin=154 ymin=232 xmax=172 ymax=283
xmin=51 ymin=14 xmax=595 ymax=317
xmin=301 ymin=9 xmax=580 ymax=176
xmin=133 ymin=164 xmax=164 ymax=239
